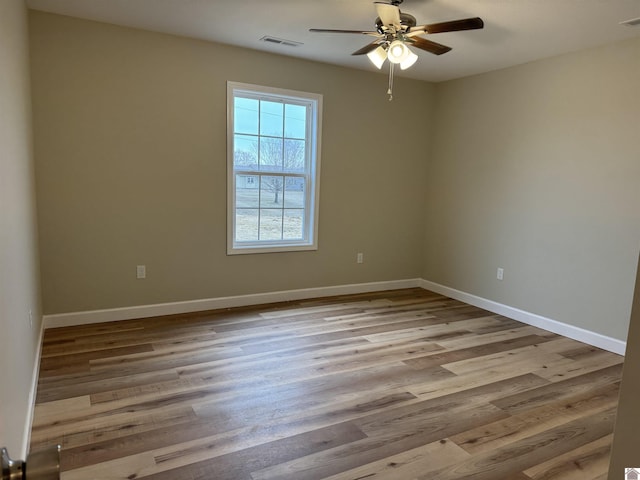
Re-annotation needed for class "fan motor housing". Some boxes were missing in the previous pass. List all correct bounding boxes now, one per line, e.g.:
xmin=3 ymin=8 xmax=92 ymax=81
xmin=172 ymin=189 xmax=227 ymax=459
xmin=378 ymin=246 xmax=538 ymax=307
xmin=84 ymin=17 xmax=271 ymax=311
xmin=375 ymin=12 xmax=417 ymax=32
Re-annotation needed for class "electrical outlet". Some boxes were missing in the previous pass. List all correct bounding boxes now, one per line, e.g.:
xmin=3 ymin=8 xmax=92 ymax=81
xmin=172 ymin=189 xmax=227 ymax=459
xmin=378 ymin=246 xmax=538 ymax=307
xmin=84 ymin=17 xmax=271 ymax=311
xmin=497 ymin=268 xmax=504 ymax=280
xmin=357 ymin=253 xmax=364 ymax=264
xmin=136 ymin=265 xmax=146 ymax=279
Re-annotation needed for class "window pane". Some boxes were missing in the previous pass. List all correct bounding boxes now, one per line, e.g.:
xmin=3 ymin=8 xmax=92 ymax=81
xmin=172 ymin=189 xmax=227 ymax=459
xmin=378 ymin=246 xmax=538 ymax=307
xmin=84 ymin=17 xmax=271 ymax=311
xmin=284 ymin=139 xmax=305 ymax=172
xmin=284 ymin=177 xmax=305 ymax=208
xmin=285 ymin=104 xmax=306 ymax=139
xmin=260 ymin=176 xmax=284 ymax=207
xmin=284 ymin=209 xmax=304 ymax=240
xmin=234 ymin=97 xmax=259 ymax=135
xmin=259 ymin=209 xmax=283 ymax=240
xmin=235 ymin=175 xmax=259 ymax=208
xmin=236 ymin=209 xmax=259 ymax=241
xmin=259 ymin=137 xmax=283 ymax=171
xmin=260 ymin=101 xmax=284 ymax=137
xmin=234 ymin=135 xmax=258 ymax=169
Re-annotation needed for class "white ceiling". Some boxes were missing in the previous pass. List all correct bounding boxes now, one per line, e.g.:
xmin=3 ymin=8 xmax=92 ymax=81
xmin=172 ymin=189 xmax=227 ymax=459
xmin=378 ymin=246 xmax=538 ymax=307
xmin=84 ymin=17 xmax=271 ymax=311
xmin=26 ymin=0 xmax=640 ymax=82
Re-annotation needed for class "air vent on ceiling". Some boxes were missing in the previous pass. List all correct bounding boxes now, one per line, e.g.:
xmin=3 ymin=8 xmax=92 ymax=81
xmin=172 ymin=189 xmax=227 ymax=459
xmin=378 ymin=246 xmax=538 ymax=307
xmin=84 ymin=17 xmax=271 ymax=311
xmin=260 ymin=36 xmax=303 ymax=47
xmin=620 ymin=17 xmax=640 ymax=27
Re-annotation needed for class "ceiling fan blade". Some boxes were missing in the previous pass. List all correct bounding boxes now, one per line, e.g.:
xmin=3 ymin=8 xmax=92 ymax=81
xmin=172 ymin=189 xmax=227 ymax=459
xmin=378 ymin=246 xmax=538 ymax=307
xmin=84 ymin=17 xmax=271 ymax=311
xmin=309 ymin=28 xmax=379 ymax=35
xmin=352 ymin=41 xmax=383 ymax=56
xmin=408 ymin=36 xmax=452 ymax=55
xmin=424 ymin=17 xmax=484 ymax=34
xmin=375 ymin=2 xmax=401 ymax=28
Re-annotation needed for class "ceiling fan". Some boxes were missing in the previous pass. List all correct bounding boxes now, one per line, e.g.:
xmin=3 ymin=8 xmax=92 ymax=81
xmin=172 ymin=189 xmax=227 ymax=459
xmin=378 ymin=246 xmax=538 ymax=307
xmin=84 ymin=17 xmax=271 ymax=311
xmin=310 ymin=0 xmax=484 ymax=98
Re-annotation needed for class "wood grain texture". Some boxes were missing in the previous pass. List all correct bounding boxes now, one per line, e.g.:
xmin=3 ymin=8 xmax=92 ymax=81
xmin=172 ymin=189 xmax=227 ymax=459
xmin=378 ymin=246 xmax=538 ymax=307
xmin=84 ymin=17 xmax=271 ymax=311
xmin=30 ymin=288 xmax=622 ymax=479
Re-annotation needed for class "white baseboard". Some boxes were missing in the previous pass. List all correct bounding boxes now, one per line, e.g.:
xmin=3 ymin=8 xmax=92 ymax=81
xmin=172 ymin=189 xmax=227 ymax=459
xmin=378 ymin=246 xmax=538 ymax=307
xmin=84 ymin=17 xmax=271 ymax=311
xmin=22 ymin=318 xmax=44 ymax=457
xmin=419 ymin=279 xmax=626 ymax=355
xmin=43 ymin=278 xmax=422 ymax=329
xmin=42 ymin=277 xmax=625 ymax=355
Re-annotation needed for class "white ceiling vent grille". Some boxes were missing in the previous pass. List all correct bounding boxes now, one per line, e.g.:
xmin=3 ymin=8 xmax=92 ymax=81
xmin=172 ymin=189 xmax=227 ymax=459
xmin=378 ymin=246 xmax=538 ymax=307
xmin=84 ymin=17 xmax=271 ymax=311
xmin=620 ymin=17 xmax=640 ymax=27
xmin=259 ymin=36 xmax=303 ymax=47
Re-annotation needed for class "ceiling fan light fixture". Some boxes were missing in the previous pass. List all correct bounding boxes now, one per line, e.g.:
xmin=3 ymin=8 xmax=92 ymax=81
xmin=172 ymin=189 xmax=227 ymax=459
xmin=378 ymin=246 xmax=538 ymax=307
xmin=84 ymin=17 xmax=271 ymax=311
xmin=367 ymin=46 xmax=387 ymax=69
xmin=400 ymin=49 xmax=418 ymax=70
xmin=387 ymin=40 xmax=409 ymax=64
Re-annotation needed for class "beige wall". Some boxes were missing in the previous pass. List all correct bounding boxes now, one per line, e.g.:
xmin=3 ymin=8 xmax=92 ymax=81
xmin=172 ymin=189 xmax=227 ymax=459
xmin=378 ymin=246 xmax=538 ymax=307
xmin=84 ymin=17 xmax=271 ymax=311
xmin=424 ymin=38 xmax=640 ymax=341
xmin=609 ymin=254 xmax=640 ymax=478
xmin=29 ymin=12 xmax=434 ymax=315
xmin=0 ymin=0 xmax=42 ymax=457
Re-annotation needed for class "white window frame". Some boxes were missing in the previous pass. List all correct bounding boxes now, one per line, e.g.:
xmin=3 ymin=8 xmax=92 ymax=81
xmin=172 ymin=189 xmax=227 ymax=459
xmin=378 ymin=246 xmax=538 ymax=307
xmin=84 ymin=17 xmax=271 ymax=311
xmin=227 ymin=82 xmax=322 ymax=255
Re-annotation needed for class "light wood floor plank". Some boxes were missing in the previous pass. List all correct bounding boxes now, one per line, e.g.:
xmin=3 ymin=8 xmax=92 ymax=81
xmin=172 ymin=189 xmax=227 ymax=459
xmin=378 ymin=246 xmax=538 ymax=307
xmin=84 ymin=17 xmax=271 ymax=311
xmin=319 ymin=438 xmax=470 ymax=480
xmin=523 ymin=434 xmax=613 ymax=480
xmin=450 ymin=382 xmax=620 ymax=455
xmin=414 ymin=406 xmax=617 ymax=480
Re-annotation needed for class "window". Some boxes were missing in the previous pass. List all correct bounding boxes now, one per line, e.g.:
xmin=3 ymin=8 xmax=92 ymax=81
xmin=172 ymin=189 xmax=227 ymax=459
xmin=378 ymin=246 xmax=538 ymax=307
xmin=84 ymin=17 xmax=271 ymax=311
xmin=227 ymin=82 xmax=322 ymax=254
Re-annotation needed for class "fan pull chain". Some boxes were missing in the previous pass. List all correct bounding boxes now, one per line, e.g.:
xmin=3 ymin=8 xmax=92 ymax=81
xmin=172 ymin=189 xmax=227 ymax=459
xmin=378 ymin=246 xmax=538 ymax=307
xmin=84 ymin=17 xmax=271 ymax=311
xmin=387 ymin=62 xmax=394 ymax=101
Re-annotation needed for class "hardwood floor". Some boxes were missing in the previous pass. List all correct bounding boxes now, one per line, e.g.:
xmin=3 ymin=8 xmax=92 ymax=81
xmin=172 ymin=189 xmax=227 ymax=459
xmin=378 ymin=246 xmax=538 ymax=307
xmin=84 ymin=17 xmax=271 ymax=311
xmin=30 ymin=288 xmax=623 ymax=479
